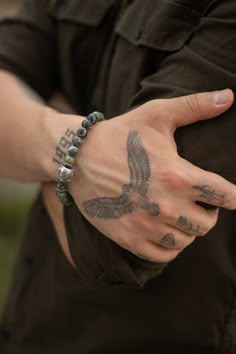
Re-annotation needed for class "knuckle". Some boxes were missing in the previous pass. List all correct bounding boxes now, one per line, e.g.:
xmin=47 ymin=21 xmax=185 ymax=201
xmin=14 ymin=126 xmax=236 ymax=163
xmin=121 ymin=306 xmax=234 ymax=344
xmin=205 ymin=216 xmax=218 ymax=232
xmin=133 ymin=216 xmax=154 ymax=234
xmin=159 ymin=202 xmax=176 ymax=221
xmin=118 ymin=233 xmax=137 ymax=250
xmin=198 ymin=223 xmax=209 ymax=235
xmin=199 ymin=228 xmax=208 ymax=236
xmin=201 ymin=218 xmax=216 ymax=235
xmin=185 ymin=94 xmax=201 ymax=114
xmin=160 ymin=169 xmax=189 ymax=190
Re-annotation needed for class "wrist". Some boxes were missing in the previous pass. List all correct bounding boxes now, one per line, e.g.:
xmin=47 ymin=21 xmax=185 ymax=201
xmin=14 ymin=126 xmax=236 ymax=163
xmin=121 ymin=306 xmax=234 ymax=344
xmin=42 ymin=107 xmax=84 ymax=181
xmin=54 ymin=111 xmax=106 ymax=206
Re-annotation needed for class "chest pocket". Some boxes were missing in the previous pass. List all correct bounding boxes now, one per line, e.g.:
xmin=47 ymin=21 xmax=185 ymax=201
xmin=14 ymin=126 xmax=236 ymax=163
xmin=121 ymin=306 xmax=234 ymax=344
xmin=48 ymin=0 xmax=118 ymax=113
xmin=49 ymin=0 xmax=116 ymax=26
xmin=115 ymin=0 xmax=202 ymax=52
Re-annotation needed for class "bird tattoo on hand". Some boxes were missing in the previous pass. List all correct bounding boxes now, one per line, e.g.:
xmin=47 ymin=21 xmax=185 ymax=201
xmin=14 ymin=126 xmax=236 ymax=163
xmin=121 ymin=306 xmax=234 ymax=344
xmin=82 ymin=130 xmax=160 ymax=219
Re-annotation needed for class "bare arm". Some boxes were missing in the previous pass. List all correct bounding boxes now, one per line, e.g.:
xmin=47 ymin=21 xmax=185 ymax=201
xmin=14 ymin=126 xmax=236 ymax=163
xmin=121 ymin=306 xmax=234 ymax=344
xmin=0 ymin=70 xmax=82 ymax=182
xmin=1 ymin=68 xmax=236 ymax=272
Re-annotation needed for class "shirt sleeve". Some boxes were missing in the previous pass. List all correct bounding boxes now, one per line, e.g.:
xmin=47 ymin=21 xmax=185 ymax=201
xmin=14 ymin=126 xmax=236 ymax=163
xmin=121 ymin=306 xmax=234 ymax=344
xmin=129 ymin=0 xmax=236 ymax=185
xmin=0 ymin=0 xmax=58 ymax=99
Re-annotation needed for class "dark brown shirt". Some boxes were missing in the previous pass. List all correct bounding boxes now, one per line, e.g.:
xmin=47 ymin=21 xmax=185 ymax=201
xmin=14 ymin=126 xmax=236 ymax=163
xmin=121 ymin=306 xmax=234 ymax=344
xmin=0 ymin=1 xmax=236 ymax=353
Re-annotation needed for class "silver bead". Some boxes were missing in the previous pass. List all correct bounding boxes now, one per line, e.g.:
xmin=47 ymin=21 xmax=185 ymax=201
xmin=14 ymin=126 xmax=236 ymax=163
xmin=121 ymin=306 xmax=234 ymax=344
xmin=56 ymin=165 xmax=74 ymax=183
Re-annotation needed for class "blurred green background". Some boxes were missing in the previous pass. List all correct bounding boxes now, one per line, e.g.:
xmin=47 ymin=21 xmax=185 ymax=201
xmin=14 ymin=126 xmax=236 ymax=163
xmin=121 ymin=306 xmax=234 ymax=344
xmin=0 ymin=0 xmax=38 ymax=314
xmin=0 ymin=179 xmax=38 ymax=313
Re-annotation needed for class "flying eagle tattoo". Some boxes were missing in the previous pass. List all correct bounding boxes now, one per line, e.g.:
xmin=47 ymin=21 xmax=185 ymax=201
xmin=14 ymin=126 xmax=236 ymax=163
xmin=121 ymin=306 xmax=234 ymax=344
xmin=82 ymin=130 xmax=160 ymax=219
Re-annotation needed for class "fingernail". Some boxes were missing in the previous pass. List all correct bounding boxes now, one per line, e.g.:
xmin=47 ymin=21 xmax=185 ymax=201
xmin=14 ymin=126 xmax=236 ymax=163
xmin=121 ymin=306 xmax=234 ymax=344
xmin=213 ymin=89 xmax=232 ymax=105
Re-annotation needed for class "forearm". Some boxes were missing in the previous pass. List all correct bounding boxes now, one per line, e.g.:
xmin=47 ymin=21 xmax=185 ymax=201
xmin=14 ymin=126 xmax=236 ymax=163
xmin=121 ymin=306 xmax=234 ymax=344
xmin=0 ymin=70 xmax=82 ymax=182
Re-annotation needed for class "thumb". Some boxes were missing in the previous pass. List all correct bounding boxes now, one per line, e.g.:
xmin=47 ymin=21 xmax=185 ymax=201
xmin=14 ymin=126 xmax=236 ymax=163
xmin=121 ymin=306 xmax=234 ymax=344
xmin=157 ymin=89 xmax=234 ymax=130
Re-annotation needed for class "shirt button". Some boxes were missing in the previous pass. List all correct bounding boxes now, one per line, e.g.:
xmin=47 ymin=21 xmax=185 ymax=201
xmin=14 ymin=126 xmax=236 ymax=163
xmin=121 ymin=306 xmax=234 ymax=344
xmin=135 ymin=25 xmax=145 ymax=40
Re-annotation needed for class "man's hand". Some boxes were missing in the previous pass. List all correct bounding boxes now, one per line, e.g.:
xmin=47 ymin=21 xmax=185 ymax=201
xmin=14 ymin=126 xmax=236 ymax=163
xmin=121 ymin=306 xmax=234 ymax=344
xmin=66 ymin=89 xmax=235 ymax=263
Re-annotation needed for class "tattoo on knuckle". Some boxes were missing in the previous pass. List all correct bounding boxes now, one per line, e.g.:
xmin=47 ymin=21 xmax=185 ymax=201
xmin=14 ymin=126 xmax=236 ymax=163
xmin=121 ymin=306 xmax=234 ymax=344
xmin=159 ymin=233 xmax=176 ymax=249
xmin=176 ymin=215 xmax=202 ymax=235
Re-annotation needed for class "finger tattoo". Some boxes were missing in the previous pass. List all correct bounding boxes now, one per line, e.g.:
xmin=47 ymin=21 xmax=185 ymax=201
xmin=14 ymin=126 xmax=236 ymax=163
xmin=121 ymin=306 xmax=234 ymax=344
xmin=176 ymin=216 xmax=201 ymax=235
xmin=159 ymin=233 xmax=176 ymax=248
xmin=193 ymin=185 xmax=226 ymax=206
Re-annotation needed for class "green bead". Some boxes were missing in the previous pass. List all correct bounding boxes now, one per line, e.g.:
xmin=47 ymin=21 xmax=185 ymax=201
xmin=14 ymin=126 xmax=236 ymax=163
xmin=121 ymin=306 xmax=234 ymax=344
xmin=56 ymin=182 xmax=67 ymax=193
xmin=77 ymin=127 xmax=87 ymax=137
xmin=82 ymin=119 xmax=92 ymax=129
xmin=87 ymin=113 xmax=97 ymax=124
xmin=67 ymin=145 xmax=78 ymax=157
xmin=56 ymin=190 xmax=73 ymax=206
xmin=64 ymin=154 xmax=75 ymax=165
xmin=93 ymin=111 xmax=105 ymax=122
xmin=72 ymin=135 xmax=82 ymax=147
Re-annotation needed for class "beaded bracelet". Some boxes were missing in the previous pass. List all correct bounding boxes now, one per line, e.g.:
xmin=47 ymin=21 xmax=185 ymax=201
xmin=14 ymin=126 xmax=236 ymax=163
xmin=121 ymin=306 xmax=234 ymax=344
xmin=56 ymin=111 xmax=105 ymax=206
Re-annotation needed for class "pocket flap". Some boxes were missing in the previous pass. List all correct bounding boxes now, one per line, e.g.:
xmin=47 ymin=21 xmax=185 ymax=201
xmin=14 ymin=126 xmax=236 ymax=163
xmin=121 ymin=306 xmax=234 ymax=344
xmin=116 ymin=1 xmax=201 ymax=51
xmin=50 ymin=0 xmax=116 ymax=26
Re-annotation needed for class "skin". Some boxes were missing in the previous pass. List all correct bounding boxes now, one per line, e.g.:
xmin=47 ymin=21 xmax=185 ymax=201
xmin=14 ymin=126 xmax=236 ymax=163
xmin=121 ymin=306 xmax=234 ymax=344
xmin=0 ymin=69 xmax=235 ymax=265
xmin=49 ymin=88 xmax=235 ymax=264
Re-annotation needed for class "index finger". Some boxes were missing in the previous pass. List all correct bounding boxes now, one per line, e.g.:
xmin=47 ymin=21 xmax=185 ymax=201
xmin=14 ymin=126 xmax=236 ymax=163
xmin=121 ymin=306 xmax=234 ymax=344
xmin=192 ymin=172 xmax=236 ymax=210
